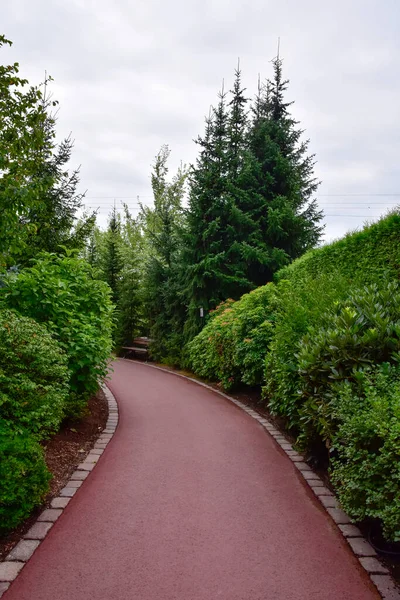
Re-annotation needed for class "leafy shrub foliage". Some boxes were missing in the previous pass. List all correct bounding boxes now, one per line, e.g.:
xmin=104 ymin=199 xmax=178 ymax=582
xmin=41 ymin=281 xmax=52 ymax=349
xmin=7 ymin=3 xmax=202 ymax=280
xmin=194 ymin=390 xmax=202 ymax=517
xmin=263 ymin=272 xmax=349 ymax=427
xmin=1 ymin=253 xmax=114 ymax=416
xmin=187 ymin=213 xmax=400 ymax=539
xmin=188 ymin=299 xmax=237 ymax=387
xmin=0 ymin=426 xmax=51 ymax=532
xmin=188 ymin=286 xmax=275 ymax=389
xmin=297 ymin=281 xmax=400 ymax=448
xmin=264 ymin=213 xmax=400 ymax=429
xmin=331 ymin=365 xmax=400 ymax=541
xmin=0 ymin=310 xmax=69 ymax=438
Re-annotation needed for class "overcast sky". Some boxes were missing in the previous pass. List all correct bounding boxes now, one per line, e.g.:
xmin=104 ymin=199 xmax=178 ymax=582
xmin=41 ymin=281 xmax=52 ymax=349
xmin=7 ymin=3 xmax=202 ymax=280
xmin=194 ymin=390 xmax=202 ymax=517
xmin=3 ymin=0 xmax=400 ymax=241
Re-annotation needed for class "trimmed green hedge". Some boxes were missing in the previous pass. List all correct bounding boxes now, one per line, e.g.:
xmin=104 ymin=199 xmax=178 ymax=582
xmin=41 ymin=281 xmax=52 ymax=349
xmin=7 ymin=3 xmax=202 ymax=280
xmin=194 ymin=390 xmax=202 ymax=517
xmin=276 ymin=211 xmax=400 ymax=285
xmin=186 ymin=212 xmax=400 ymax=539
xmin=265 ymin=212 xmax=400 ymax=429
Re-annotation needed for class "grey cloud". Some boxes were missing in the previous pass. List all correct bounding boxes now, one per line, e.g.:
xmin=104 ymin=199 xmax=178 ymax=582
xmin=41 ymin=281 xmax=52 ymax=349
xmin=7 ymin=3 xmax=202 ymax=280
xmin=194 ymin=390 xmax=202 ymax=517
xmin=3 ymin=0 xmax=400 ymax=242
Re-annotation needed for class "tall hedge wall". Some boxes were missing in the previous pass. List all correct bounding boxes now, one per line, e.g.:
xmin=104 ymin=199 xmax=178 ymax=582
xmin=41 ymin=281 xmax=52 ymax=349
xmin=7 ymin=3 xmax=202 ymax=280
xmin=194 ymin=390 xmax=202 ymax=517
xmin=187 ymin=212 xmax=400 ymax=540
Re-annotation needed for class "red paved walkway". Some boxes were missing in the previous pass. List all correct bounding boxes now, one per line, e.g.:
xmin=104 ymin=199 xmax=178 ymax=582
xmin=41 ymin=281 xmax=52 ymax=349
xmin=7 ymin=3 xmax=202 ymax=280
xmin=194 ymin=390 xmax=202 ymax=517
xmin=5 ymin=360 xmax=379 ymax=600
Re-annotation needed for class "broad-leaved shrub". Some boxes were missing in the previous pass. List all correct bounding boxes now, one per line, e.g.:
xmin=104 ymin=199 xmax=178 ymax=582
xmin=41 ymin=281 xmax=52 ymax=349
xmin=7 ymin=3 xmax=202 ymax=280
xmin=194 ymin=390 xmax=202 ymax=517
xmin=1 ymin=253 xmax=114 ymax=416
xmin=0 ymin=309 xmax=69 ymax=438
xmin=0 ymin=426 xmax=51 ymax=532
xmin=331 ymin=365 xmax=400 ymax=541
xmin=297 ymin=281 xmax=400 ymax=448
xmin=264 ymin=271 xmax=349 ymax=427
xmin=188 ymin=287 xmax=275 ymax=389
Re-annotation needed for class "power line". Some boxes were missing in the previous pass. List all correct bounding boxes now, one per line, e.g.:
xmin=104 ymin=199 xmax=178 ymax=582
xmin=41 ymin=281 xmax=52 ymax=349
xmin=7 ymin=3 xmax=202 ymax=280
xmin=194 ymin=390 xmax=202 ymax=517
xmin=82 ymin=195 xmax=400 ymax=203
xmin=319 ymin=194 xmax=400 ymax=197
xmin=323 ymin=214 xmax=384 ymax=218
xmin=318 ymin=202 xmax=400 ymax=205
xmin=83 ymin=196 xmax=153 ymax=199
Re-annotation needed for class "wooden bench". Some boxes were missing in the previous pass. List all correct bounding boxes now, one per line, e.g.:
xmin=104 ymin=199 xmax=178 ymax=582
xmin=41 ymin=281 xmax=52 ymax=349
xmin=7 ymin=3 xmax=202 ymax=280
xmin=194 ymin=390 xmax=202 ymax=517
xmin=121 ymin=337 xmax=152 ymax=360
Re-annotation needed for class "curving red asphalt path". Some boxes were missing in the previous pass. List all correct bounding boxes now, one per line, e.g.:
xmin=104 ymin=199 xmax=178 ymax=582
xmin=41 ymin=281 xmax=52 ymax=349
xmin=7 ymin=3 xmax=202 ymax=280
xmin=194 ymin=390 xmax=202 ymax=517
xmin=5 ymin=359 xmax=379 ymax=600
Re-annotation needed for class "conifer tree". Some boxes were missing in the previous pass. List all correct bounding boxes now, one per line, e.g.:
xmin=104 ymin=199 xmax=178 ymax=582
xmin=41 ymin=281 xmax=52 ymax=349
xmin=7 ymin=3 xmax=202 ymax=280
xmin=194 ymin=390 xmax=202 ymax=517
xmin=243 ymin=56 xmax=323 ymax=285
xmin=86 ymin=209 xmax=144 ymax=348
xmin=184 ymin=86 xmax=250 ymax=338
xmin=83 ymin=225 xmax=104 ymax=271
xmin=103 ymin=206 xmax=123 ymax=306
xmin=227 ymin=63 xmax=248 ymax=179
xmin=184 ymin=76 xmax=255 ymax=339
xmin=141 ymin=146 xmax=187 ymax=362
xmin=184 ymin=56 xmax=323 ymax=339
xmin=224 ymin=65 xmax=258 ymax=288
xmin=21 ymin=130 xmax=96 ymax=264
xmin=117 ymin=206 xmax=145 ymax=346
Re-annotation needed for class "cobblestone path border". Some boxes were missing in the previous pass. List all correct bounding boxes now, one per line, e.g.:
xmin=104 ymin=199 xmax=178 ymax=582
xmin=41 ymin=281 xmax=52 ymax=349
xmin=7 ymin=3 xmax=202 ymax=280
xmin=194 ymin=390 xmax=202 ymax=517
xmin=0 ymin=385 xmax=118 ymax=598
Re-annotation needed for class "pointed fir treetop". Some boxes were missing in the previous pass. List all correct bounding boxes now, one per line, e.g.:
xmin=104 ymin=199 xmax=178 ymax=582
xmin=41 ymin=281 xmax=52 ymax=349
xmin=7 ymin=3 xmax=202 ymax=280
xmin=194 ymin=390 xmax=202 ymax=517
xmin=269 ymin=54 xmax=293 ymax=121
xmin=211 ymin=82 xmax=228 ymax=170
xmin=227 ymin=61 xmax=248 ymax=178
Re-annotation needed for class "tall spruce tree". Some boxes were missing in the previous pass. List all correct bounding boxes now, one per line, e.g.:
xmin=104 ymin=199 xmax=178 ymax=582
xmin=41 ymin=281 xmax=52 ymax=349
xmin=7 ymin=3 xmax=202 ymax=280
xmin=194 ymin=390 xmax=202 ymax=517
xmin=117 ymin=205 xmax=145 ymax=346
xmin=227 ymin=63 xmax=248 ymax=179
xmin=103 ymin=206 xmax=123 ymax=306
xmin=141 ymin=146 xmax=187 ymax=363
xmin=183 ymin=56 xmax=323 ymax=340
xmin=243 ymin=56 xmax=323 ymax=286
xmin=224 ymin=65 xmax=258 ymax=288
xmin=84 ymin=225 xmax=105 ymax=272
xmin=185 ymin=82 xmax=254 ymax=339
xmin=85 ymin=209 xmax=144 ymax=348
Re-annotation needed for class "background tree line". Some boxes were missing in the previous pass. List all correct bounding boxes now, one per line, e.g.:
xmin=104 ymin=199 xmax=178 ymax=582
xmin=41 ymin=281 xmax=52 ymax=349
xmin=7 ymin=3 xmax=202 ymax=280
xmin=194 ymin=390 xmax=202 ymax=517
xmin=91 ymin=56 xmax=323 ymax=363
xmin=0 ymin=32 xmax=323 ymax=367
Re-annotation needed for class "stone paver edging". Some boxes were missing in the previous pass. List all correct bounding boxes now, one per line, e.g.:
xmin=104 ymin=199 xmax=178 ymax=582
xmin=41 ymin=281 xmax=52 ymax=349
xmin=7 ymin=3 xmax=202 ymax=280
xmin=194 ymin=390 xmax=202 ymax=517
xmin=0 ymin=384 xmax=118 ymax=598
xmin=133 ymin=360 xmax=400 ymax=600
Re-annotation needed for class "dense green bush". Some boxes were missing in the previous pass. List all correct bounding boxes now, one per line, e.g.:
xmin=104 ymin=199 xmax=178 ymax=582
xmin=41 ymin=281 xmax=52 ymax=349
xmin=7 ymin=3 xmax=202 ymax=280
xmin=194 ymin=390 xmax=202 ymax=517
xmin=0 ymin=426 xmax=51 ymax=532
xmin=1 ymin=253 xmax=114 ymax=416
xmin=0 ymin=309 xmax=69 ymax=438
xmin=187 ymin=212 xmax=400 ymax=540
xmin=297 ymin=281 xmax=400 ymax=448
xmin=188 ymin=299 xmax=237 ymax=387
xmin=331 ymin=365 xmax=400 ymax=541
xmin=188 ymin=285 xmax=275 ymax=389
xmin=264 ymin=272 xmax=349 ymax=427
xmin=264 ymin=213 xmax=400 ymax=428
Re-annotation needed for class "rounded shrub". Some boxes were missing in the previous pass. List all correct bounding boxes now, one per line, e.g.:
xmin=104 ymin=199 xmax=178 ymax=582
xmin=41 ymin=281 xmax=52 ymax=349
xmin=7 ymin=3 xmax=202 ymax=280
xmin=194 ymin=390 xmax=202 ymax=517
xmin=1 ymin=253 xmax=114 ymax=417
xmin=188 ymin=286 xmax=275 ymax=390
xmin=263 ymin=271 xmax=349 ymax=427
xmin=0 ymin=426 xmax=51 ymax=533
xmin=331 ymin=365 xmax=400 ymax=541
xmin=265 ymin=212 xmax=400 ymax=429
xmin=0 ymin=309 xmax=69 ymax=439
xmin=297 ymin=280 xmax=400 ymax=448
